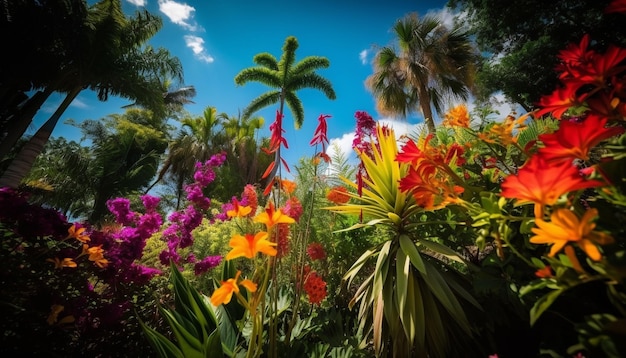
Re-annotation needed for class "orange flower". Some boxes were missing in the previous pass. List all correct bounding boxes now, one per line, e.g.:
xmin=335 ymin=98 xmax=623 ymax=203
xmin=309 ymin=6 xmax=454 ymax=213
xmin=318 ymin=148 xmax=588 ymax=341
xmin=478 ymin=114 xmax=529 ymax=145
xmin=326 ymin=186 xmax=350 ymax=204
xmin=225 ymin=232 xmax=277 ymax=260
xmin=280 ymin=179 xmax=297 ymax=195
xmin=67 ymin=224 xmax=90 ymax=243
xmin=442 ymin=104 xmax=470 ymax=128
xmin=227 ymin=198 xmax=252 ymax=218
xmin=538 ymin=113 xmax=624 ymax=162
xmin=500 ymin=155 xmax=604 ymax=207
xmin=210 ymin=270 xmax=257 ymax=306
xmin=47 ymin=257 xmax=77 ymax=269
xmin=253 ymin=202 xmax=295 ymax=230
xmin=530 ymin=208 xmax=613 ymax=261
xmin=82 ymin=244 xmax=108 ymax=268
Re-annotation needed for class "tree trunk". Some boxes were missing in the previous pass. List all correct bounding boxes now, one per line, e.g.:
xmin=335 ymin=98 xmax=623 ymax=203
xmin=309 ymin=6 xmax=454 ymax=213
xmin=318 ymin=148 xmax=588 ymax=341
xmin=0 ymin=87 xmax=81 ymax=188
xmin=0 ymin=88 xmax=54 ymax=158
xmin=419 ymin=86 xmax=436 ymax=134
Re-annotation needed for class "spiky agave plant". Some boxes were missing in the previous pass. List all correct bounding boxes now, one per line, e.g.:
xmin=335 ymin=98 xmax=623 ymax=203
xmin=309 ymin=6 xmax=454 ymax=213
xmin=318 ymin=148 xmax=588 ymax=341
xmin=326 ymin=124 xmax=483 ymax=357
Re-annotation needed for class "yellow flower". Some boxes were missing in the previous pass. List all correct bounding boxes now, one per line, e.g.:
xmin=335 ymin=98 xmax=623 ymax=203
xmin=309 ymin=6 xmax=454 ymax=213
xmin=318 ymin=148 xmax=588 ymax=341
xmin=47 ymin=257 xmax=77 ymax=269
xmin=67 ymin=224 xmax=90 ymax=243
xmin=253 ymin=202 xmax=295 ymax=230
xmin=210 ymin=270 xmax=257 ymax=306
xmin=227 ymin=198 xmax=252 ymax=218
xmin=225 ymin=232 xmax=277 ymax=260
xmin=530 ymin=208 xmax=613 ymax=261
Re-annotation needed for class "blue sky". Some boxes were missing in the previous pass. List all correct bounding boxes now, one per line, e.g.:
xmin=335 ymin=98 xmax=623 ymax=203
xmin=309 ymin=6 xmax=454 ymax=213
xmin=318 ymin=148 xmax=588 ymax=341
xmin=32 ymin=0 xmax=463 ymax=169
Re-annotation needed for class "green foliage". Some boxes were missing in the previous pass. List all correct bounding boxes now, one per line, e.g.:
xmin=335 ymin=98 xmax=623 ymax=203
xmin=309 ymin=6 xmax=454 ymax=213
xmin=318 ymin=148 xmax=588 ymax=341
xmin=141 ymin=263 xmax=238 ymax=357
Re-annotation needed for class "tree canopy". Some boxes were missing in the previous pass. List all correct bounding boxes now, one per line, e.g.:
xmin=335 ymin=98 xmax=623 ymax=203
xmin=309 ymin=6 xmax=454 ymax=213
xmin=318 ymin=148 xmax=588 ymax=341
xmin=449 ymin=0 xmax=626 ymax=111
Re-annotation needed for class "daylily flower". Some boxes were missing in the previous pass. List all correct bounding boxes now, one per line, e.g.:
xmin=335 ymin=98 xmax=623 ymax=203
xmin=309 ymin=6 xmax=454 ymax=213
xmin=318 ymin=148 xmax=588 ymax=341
xmin=530 ymin=208 xmax=613 ymax=261
xmin=225 ymin=232 xmax=277 ymax=260
xmin=501 ymin=155 xmax=604 ymax=208
xmin=67 ymin=224 xmax=90 ymax=243
xmin=82 ymin=244 xmax=109 ymax=268
xmin=253 ymin=202 xmax=295 ymax=230
xmin=47 ymin=257 xmax=77 ymax=269
xmin=538 ymin=113 xmax=625 ymax=162
xmin=227 ymin=198 xmax=252 ymax=218
xmin=210 ymin=270 xmax=257 ymax=306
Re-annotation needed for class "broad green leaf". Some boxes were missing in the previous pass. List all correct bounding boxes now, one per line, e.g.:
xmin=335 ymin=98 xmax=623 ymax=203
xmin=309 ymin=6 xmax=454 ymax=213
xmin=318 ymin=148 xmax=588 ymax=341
xmin=140 ymin=319 xmax=185 ymax=358
xmin=399 ymin=234 xmax=426 ymax=274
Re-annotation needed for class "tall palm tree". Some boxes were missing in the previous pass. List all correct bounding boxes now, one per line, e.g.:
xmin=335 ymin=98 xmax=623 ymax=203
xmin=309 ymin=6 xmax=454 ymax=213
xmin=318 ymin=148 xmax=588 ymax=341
xmin=234 ymin=36 xmax=336 ymax=179
xmin=366 ymin=13 xmax=478 ymax=134
xmin=220 ymin=112 xmax=266 ymax=186
xmin=0 ymin=0 xmax=183 ymax=188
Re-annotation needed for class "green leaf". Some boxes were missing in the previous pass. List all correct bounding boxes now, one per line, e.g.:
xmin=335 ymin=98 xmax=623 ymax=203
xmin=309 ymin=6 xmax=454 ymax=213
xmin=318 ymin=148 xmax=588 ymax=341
xmin=204 ymin=329 xmax=225 ymax=357
xmin=399 ymin=234 xmax=426 ymax=274
xmin=530 ymin=288 xmax=565 ymax=326
xmin=140 ymin=318 xmax=185 ymax=358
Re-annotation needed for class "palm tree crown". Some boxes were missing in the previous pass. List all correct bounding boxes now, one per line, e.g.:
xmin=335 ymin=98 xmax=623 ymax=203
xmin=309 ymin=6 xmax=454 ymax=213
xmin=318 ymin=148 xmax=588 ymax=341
xmin=234 ymin=36 xmax=336 ymax=129
xmin=366 ymin=13 xmax=478 ymax=133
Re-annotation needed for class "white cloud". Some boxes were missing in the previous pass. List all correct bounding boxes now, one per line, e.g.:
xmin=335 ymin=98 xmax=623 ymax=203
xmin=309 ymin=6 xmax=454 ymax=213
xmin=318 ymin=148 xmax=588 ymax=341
xmin=158 ymin=0 xmax=199 ymax=31
xmin=126 ymin=0 xmax=146 ymax=6
xmin=184 ymin=35 xmax=214 ymax=63
xmin=70 ymin=97 xmax=89 ymax=109
xmin=359 ymin=49 xmax=369 ymax=65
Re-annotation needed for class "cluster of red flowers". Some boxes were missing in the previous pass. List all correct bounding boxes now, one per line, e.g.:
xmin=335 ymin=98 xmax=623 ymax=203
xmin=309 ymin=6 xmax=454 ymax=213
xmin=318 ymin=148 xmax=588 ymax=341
xmin=396 ymin=135 xmax=466 ymax=210
xmin=303 ymin=267 xmax=327 ymax=305
xmin=501 ymin=31 xmax=626 ymax=214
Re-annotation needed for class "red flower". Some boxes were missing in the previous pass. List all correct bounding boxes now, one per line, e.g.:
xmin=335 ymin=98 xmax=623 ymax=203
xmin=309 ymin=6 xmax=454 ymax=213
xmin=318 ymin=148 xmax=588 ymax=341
xmin=303 ymin=270 xmax=327 ymax=305
xmin=535 ymin=84 xmax=586 ymax=119
xmin=538 ymin=113 xmax=625 ymax=162
xmin=306 ymin=242 xmax=326 ymax=261
xmin=500 ymin=155 xmax=604 ymax=207
xmin=310 ymin=114 xmax=331 ymax=147
xmin=605 ymin=0 xmax=626 ymax=14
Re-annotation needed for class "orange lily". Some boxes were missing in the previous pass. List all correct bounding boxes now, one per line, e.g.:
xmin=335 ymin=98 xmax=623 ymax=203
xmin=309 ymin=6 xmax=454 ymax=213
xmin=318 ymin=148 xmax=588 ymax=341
xmin=253 ymin=202 xmax=295 ymax=230
xmin=67 ymin=224 xmax=90 ymax=243
xmin=227 ymin=198 xmax=252 ymax=218
xmin=225 ymin=232 xmax=277 ymax=260
xmin=210 ymin=270 xmax=257 ymax=306
xmin=530 ymin=208 xmax=613 ymax=261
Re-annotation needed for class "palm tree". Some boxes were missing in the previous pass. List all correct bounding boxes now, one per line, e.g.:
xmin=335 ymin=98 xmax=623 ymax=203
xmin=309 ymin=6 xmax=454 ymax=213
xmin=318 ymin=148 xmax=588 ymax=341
xmin=234 ymin=36 xmax=336 ymax=180
xmin=0 ymin=0 xmax=183 ymax=188
xmin=220 ymin=112 xmax=266 ymax=186
xmin=146 ymin=106 xmax=225 ymax=209
xmin=366 ymin=13 xmax=478 ymax=134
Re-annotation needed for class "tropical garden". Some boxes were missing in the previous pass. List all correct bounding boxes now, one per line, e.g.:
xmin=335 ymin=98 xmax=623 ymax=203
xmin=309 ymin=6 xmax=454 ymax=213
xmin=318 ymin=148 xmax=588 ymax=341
xmin=2 ymin=0 xmax=626 ymax=357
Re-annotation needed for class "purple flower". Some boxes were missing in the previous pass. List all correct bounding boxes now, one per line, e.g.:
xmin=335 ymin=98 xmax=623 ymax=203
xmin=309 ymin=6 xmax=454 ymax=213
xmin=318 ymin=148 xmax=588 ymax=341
xmin=194 ymin=255 xmax=222 ymax=275
xmin=141 ymin=195 xmax=160 ymax=212
xmin=106 ymin=198 xmax=135 ymax=225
